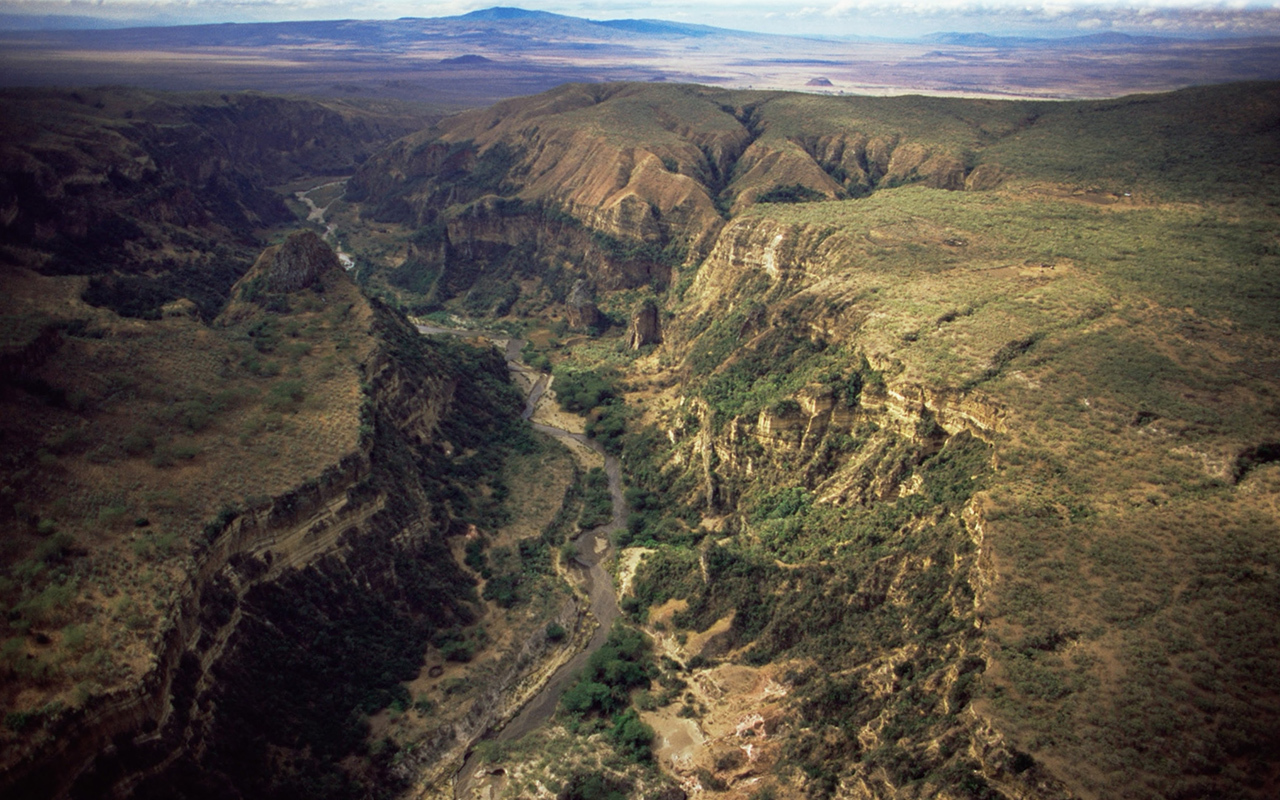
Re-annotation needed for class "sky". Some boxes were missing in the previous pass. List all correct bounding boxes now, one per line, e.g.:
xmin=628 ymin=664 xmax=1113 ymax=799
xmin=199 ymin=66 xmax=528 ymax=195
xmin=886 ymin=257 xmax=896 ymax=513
xmin=2 ymin=0 xmax=1279 ymax=38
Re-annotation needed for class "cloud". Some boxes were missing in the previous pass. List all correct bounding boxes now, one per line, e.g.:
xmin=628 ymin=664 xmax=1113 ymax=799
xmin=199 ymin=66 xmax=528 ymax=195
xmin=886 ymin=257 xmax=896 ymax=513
xmin=1 ymin=0 xmax=1278 ymax=36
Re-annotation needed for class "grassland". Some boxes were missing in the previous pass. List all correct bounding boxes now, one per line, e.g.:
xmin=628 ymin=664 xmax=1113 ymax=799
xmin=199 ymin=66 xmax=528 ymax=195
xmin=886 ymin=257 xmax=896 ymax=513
xmin=729 ymin=184 xmax=1280 ymax=797
xmin=4 ymin=75 xmax=1279 ymax=799
xmin=0 ymin=260 xmax=372 ymax=734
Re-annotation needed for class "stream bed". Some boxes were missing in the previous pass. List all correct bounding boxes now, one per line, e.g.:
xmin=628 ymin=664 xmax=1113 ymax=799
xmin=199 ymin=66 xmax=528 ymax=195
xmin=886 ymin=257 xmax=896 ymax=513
xmin=296 ymin=179 xmax=356 ymax=270
xmin=414 ymin=323 xmax=627 ymax=799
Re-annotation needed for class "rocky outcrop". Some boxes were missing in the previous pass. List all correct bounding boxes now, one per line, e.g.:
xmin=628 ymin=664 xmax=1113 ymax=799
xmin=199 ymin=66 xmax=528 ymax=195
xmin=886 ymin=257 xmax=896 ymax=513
xmin=566 ymin=280 xmax=602 ymax=330
xmin=1 ymin=87 xmax=431 ymax=321
xmin=258 ymin=230 xmax=341 ymax=293
xmin=627 ymin=299 xmax=663 ymax=349
xmin=348 ymin=83 xmax=1020 ymax=305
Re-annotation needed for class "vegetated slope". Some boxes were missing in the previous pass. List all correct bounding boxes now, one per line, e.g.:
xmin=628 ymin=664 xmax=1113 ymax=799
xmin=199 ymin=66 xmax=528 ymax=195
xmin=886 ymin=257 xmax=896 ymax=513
xmin=0 ymin=90 xmax=564 ymax=799
xmin=347 ymin=81 xmax=1280 ymax=319
xmin=0 ymin=86 xmax=438 ymax=320
xmin=0 ymin=229 xmax=554 ymax=798
xmin=348 ymin=82 xmax=1280 ymax=800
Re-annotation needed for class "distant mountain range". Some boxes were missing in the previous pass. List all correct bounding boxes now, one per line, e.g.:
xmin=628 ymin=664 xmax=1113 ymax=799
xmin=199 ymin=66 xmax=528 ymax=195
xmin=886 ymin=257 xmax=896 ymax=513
xmin=919 ymin=30 xmax=1178 ymax=48
xmin=0 ymin=6 xmax=1203 ymax=45
xmin=1 ymin=6 xmax=1277 ymax=104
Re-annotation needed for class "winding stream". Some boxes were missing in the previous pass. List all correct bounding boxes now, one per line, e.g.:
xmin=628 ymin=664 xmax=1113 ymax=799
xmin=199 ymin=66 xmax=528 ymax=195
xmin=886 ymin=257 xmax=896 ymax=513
xmin=414 ymin=323 xmax=626 ymax=799
xmin=296 ymin=180 xmax=356 ymax=270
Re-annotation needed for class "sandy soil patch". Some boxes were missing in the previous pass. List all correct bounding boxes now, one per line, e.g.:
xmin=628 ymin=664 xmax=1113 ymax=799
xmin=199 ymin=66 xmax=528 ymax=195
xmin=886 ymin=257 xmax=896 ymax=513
xmin=616 ymin=547 xmax=655 ymax=599
xmin=530 ymin=385 xmax=587 ymax=435
xmin=684 ymin=614 xmax=734 ymax=659
xmin=646 ymin=706 xmax=707 ymax=773
xmin=648 ymin=598 xmax=689 ymax=629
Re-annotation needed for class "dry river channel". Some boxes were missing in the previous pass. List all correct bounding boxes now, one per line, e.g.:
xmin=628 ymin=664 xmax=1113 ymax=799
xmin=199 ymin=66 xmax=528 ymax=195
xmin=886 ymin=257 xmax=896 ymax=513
xmin=414 ymin=324 xmax=626 ymax=800
xmin=296 ymin=180 xmax=356 ymax=270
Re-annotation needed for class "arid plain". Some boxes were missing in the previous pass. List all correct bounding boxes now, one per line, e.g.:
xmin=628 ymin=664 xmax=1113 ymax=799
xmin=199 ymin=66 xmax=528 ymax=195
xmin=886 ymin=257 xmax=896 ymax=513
xmin=2 ymin=11 xmax=1279 ymax=107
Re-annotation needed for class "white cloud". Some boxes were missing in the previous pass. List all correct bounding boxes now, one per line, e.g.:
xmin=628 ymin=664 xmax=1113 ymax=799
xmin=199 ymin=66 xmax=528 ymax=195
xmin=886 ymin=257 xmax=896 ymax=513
xmin=1 ymin=0 xmax=1278 ymax=36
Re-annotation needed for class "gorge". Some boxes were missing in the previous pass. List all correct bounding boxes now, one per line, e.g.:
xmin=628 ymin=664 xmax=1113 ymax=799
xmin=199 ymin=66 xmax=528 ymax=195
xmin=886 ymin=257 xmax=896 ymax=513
xmin=2 ymin=78 xmax=1280 ymax=800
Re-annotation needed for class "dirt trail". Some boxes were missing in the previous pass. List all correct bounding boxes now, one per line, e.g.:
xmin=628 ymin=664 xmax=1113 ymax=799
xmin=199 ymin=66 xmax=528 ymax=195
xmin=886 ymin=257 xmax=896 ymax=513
xmin=414 ymin=323 xmax=627 ymax=800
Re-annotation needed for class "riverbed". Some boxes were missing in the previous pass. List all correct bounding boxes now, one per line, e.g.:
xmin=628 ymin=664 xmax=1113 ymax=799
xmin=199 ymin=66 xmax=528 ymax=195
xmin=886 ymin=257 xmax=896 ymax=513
xmin=296 ymin=180 xmax=355 ymax=270
xmin=413 ymin=323 xmax=627 ymax=800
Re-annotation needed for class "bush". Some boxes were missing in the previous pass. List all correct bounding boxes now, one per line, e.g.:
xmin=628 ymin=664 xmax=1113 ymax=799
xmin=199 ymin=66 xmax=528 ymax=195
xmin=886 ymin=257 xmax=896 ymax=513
xmin=561 ymin=624 xmax=654 ymax=719
xmin=553 ymin=366 xmax=618 ymax=413
xmin=579 ymin=468 xmax=613 ymax=530
xmin=265 ymin=380 xmax=306 ymax=412
xmin=609 ymin=708 xmax=655 ymax=762
xmin=586 ymin=404 xmax=628 ymax=455
xmin=482 ymin=573 xmax=520 ymax=608
xmin=435 ymin=628 xmax=479 ymax=663
xmin=556 ymin=772 xmax=633 ymax=800
xmin=757 ymin=183 xmax=826 ymax=204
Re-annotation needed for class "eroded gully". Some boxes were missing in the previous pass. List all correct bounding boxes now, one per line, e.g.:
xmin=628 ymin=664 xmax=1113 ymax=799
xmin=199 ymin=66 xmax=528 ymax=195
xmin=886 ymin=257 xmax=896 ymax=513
xmin=414 ymin=325 xmax=625 ymax=799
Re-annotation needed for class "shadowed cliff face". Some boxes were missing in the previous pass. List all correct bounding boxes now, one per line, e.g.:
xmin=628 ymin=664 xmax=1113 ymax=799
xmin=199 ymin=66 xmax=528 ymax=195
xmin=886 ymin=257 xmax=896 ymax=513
xmin=0 ymin=87 xmax=436 ymax=320
xmin=621 ymin=179 xmax=1280 ymax=798
xmin=63 ymin=305 xmax=529 ymax=800
xmin=348 ymin=81 xmax=1280 ymax=321
xmin=0 ymin=238 xmax=534 ymax=799
xmin=4 ymin=81 xmax=1280 ymax=800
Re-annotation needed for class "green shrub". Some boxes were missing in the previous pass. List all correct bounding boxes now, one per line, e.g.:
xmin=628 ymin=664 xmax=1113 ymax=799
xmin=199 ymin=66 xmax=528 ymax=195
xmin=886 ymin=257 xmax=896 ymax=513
xmin=482 ymin=573 xmax=520 ymax=608
xmin=757 ymin=183 xmax=826 ymax=203
xmin=608 ymin=708 xmax=655 ymax=762
xmin=578 ymin=467 xmax=613 ymax=529
xmin=553 ymin=366 xmax=618 ymax=413
xmin=265 ymin=380 xmax=306 ymax=412
xmin=556 ymin=773 xmax=633 ymax=800
xmin=561 ymin=623 xmax=654 ymax=720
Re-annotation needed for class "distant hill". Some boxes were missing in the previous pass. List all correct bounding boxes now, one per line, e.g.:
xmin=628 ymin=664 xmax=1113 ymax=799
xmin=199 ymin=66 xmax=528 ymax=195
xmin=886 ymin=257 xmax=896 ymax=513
xmin=921 ymin=30 xmax=1174 ymax=48
xmin=440 ymin=54 xmax=495 ymax=65
xmin=459 ymin=6 xmax=573 ymax=22
xmin=0 ymin=7 xmax=1277 ymax=105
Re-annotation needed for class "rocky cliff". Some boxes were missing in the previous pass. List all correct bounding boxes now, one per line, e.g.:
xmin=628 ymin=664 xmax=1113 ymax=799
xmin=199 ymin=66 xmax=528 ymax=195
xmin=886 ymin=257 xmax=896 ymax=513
xmin=6 ymin=80 xmax=1280 ymax=800
xmin=0 ymin=87 xmax=435 ymax=320
xmin=0 ymin=218 xmax=545 ymax=799
xmin=345 ymin=83 xmax=1022 ymax=315
xmin=343 ymin=82 xmax=1280 ymax=800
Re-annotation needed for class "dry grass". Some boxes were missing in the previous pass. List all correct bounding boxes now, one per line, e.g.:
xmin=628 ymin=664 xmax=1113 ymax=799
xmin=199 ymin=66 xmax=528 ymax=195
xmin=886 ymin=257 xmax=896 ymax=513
xmin=661 ymin=178 xmax=1280 ymax=797
xmin=0 ymin=263 xmax=371 ymax=728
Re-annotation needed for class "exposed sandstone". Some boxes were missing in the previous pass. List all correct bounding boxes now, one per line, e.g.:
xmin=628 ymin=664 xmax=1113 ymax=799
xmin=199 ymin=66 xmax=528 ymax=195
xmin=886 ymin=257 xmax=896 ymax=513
xmin=628 ymin=299 xmax=664 ymax=349
xmin=566 ymin=279 xmax=602 ymax=330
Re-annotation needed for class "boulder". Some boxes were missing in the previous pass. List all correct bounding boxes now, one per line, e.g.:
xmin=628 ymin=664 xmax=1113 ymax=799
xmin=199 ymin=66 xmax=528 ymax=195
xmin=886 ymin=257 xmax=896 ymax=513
xmin=565 ymin=279 xmax=602 ymax=331
xmin=627 ymin=299 xmax=663 ymax=349
xmin=264 ymin=230 xmax=340 ymax=293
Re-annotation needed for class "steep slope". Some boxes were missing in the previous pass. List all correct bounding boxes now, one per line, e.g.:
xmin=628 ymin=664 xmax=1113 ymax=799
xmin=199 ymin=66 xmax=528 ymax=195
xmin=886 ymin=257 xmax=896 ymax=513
xmin=347 ymin=81 xmax=1280 ymax=321
xmin=343 ymin=81 xmax=1280 ymax=800
xmin=0 ymin=87 xmax=437 ymax=319
xmin=0 ymin=228 xmax=556 ymax=798
xmin=5 ymin=79 xmax=1279 ymax=800
xmin=345 ymin=82 xmax=1027 ymax=315
xmin=0 ymin=90 xmax=570 ymax=799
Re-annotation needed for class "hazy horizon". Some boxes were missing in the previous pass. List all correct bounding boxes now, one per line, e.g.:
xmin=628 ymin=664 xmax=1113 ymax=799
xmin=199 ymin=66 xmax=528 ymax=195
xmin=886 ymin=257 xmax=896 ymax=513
xmin=2 ymin=0 xmax=1279 ymax=40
